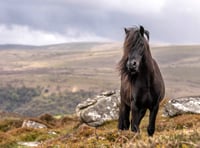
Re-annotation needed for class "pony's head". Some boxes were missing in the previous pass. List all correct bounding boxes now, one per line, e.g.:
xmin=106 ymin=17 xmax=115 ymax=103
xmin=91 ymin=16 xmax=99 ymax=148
xmin=123 ymin=26 xmax=149 ymax=75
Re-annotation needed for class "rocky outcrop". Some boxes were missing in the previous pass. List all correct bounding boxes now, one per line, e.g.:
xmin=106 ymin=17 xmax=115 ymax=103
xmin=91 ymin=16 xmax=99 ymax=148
xmin=22 ymin=120 xmax=47 ymax=129
xmin=76 ymin=90 xmax=120 ymax=127
xmin=76 ymin=91 xmax=200 ymax=125
xmin=163 ymin=96 xmax=200 ymax=117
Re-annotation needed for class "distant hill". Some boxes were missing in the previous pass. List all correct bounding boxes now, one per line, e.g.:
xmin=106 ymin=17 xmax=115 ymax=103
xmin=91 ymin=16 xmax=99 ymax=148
xmin=0 ymin=42 xmax=109 ymax=50
xmin=0 ymin=44 xmax=38 ymax=50
xmin=0 ymin=110 xmax=22 ymax=119
xmin=0 ymin=42 xmax=199 ymax=116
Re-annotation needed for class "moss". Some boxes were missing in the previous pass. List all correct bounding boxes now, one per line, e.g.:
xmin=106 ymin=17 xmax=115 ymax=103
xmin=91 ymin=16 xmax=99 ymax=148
xmin=0 ymin=132 xmax=17 ymax=148
xmin=20 ymin=132 xmax=39 ymax=141
xmin=105 ymin=132 xmax=117 ymax=142
xmin=0 ymin=119 xmax=22 ymax=132
xmin=0 ymin=141 xmax=17 ymax=148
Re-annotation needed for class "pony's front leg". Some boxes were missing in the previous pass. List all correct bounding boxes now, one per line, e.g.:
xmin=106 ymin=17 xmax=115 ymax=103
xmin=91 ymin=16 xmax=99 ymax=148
xmin=148 ymin=104 xmax=159 ymax=136
xmin=118 ymin=101 xmax=130 ymax=130
xmin=131 ymin=102 xmax=147 ymax=133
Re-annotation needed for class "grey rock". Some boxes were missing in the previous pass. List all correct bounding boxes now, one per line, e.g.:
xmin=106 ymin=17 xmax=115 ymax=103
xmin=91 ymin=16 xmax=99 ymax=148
xmin=100 ymin=90 xmax=116 ymax=96
xmin=76 ymin=90 xmax=120 ymax=127
xmin=18 ymin=142 xmax=40 ymax=147
xmin=22 ymin=120 xmax=47 ymax=129
xmin=163 ymin=96 xmax=200 ymax=117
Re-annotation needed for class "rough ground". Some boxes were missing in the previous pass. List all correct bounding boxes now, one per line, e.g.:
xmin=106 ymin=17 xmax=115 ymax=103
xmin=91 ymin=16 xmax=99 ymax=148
xmin=0 ymin=103 xmax=200 ymax=147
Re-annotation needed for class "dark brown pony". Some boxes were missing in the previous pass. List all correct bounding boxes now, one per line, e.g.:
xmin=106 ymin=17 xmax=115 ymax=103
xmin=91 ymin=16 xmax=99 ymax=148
xmin=118 ymin=26 xmax=165 ymax=136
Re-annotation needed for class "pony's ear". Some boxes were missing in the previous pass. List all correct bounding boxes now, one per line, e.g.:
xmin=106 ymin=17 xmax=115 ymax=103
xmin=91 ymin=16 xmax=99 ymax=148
xmin=144 ymin=30 xmax=149 ymax=40
xmin=139 ymin=25 xmax=144 ymax=36
xmin=124 ymin=28 xmax=129 ymax=34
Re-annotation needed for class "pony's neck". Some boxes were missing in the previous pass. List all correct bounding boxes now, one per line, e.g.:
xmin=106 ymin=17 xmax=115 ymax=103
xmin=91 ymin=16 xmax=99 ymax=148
xmin=141 ymin=48 xmax=154 ymax=74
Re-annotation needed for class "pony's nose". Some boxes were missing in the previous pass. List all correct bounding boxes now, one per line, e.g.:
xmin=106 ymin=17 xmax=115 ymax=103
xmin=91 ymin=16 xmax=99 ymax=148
xmin=131 ymin=60 xmax=137 ymax=67
xmin=127 ymin=60 xmax=137 ymax=70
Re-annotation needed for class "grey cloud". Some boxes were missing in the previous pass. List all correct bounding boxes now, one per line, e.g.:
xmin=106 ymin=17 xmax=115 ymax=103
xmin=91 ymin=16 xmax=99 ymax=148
xmin=1 ymin=0 xmax=200 ymax=44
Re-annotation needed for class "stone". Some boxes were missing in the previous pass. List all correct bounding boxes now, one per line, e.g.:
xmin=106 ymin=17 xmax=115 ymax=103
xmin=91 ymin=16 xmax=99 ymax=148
xmin=18 ymin=142 xmax=40 ymax=147
xmin=76 ymin=90 xmax=120 ymax=127
xmin=22 ymin=120 xmax=47 ymax=129
xmin=163 ymin=96 xmax=200 ymax=117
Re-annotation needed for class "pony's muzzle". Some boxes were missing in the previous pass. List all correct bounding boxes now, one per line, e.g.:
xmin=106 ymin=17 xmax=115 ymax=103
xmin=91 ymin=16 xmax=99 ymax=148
xmin=126 ymin=60 xmax=138 ymax=74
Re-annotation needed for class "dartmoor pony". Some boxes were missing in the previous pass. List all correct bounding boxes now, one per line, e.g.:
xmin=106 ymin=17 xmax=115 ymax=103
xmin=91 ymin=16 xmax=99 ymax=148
xmin=118 ymin=26 xmax=165 ymax=136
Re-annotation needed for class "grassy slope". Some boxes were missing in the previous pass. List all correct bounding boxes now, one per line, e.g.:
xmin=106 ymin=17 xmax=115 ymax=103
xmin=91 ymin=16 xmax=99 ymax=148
xmin=152 ymin=45 xmax=200 ymax=98
xmin=0 ymin=104 xmax=200 ymax=147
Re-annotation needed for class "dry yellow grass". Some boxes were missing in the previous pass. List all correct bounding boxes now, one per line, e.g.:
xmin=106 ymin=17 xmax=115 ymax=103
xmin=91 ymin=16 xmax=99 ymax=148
xmin=0 ymin=109 xmax=200 ymax=147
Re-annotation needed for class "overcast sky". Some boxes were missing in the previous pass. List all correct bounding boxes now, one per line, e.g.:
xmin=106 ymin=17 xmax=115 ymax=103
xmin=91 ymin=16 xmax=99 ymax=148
xmin=1 ymin=0 xmax=200 ymax=45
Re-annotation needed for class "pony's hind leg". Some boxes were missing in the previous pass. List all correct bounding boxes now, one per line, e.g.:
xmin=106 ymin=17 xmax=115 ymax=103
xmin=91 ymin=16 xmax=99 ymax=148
xmin=147 ymin=104 xmax=159 ymax=136
xmin=118 ymin=101 xmax=130 ymax=130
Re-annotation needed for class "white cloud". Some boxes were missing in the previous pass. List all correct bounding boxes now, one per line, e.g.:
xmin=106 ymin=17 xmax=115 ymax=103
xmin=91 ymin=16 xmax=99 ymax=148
xmin=0 ymin=24 xmax=111 ymax=45
xmin=1 ymin=0 xmax=200 ymax=44
xmin=0 ymin=25 xmax=66 ymax=45
xmin=64 ymin=27 xmax=112 ymax=43
xmin=165 ymin=0 xmax=200 ymax=13
xmin=69 ymin=0 xmax=166 ymax=14
xmin=106 ymin=0 xmax=166 ymax=14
